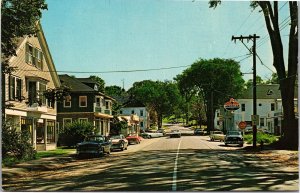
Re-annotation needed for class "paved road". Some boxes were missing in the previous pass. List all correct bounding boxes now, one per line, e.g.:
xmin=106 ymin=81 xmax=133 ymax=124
xmin=2 ymin=125 xmax=298 ymax=191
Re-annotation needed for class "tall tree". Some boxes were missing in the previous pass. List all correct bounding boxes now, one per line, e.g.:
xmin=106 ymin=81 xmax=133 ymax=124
xmin=89 ymin=75 xmax=105 ymax=92
xmin=128 ymin=80 xmax=182 ymax=128
xmin=245 ymin=75 xmax=265 ymax=89
xmin=180 ymin=58 xmax=244 ymax=132
xmin=1 ymin=0 xmax=47 ymax=121
xmin=209 ymin=1 xmax=298 ymax=149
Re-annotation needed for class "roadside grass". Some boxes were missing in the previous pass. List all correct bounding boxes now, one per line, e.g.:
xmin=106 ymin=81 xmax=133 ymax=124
xmin=244 ymin=132 xmax=279 ymax=144
xmin=3 ymin=147 xmax=75 ymax=167
xmin=35 ymin=147 xmax=75 ymax=159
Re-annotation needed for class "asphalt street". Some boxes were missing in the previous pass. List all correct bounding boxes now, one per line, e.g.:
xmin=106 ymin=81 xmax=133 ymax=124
xmin=2 ymin=125 xmax=298 ymax=191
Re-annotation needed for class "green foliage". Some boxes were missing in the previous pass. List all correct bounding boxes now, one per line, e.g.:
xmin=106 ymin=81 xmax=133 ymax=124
xmin=244 ymin=132 xmax=279 ymax=144
xmin=35 ymin=148 xmax=75 ymax=159
xmin=128 ymin=80 xmax=182 ymax=127
xmin=1 ymin=0 xmax=47 ymax=58
xmin=89 ymin=75 xmax=105 ymax=92
xmin=2 ymin=122 xmax=36 ymax=166
xmin=58 ymin=121 xmax=95 ymax=147
xmin=110 ymin=118 xmax=128 ymax=135
xmin=244 ymin=75 xmax=265 ymax=89
xmin=43 ymin=85 xmax=71 ymax=104
xmin=105 ymin=85 xmax=128 ymax=115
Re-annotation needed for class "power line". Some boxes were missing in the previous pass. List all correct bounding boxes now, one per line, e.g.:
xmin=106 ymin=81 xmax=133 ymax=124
xmin=19 ymin=64 xmax=192 ymax=74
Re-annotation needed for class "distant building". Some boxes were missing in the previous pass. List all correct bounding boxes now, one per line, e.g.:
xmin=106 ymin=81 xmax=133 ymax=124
xmin=120 ymin=100 xmax=150 ymax=131
xmin=57 ymin=75 xmax=115 ymax=136
xmin=215 ymin=84 xmax=298 ymax=135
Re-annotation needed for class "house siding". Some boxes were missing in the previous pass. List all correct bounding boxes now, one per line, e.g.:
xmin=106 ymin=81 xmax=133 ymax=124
xmin=4 ymin=25 xmax=60 ymax=151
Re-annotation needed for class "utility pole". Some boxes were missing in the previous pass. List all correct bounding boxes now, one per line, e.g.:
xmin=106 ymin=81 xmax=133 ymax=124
xmin=232 ymin=34 xmax=260 ymax=148
xmin=121 ymin=79 xmax=125 ymax=90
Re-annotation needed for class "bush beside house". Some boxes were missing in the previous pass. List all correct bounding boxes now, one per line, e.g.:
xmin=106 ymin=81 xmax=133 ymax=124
xmin=2 ymin=122 xmax=36 ymax=166
xmin=58 ymin=121 xmax=95 ymax=147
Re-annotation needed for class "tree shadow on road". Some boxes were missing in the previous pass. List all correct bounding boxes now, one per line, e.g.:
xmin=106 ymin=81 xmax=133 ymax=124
xmin=2 ymin=148 xmax=298 ymax=191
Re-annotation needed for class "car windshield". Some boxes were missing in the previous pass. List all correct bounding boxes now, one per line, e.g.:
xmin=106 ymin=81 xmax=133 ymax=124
xmin=227 ymin=131 xmax=241 ymax=135
xmin=110 ymin=135 xmax=121 ymax=139
xmin=85 ymin=136 xmax=105 ymax=143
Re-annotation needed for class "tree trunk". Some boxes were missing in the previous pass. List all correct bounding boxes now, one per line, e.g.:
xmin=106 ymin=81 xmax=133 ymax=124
xmin=157 ymin=113 xmax=163 ymax=129
xmin=258 ymin=2 xmax=298 ymax=149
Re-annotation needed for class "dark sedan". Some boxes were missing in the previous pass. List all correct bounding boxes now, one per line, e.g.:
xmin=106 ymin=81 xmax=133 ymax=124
xmin=76 ymin=135 xmax=111 ymax=157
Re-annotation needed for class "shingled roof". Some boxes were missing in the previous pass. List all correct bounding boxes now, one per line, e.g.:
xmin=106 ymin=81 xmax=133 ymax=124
xmin=59 ymin=74 xmax=96 ymax=92
xmin=240 ymin=84 xmax=298 ymax=99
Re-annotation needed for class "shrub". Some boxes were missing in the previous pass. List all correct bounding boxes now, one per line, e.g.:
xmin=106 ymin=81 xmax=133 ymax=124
xmin=244 ymin=132 xmax=278 ymax=144
xmin=2 ymin=122 xmax=36 ymax=165
xmin=58 ymin=121 xmax=95 ymax=147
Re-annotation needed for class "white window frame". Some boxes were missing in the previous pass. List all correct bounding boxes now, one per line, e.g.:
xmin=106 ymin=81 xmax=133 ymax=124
xmin=79 ymin=96 xmax=87 ymax=107
xmin=64 ymin=96 xmax=71 ymax=108
xmin=79 ymin=118 xmax=88 ymax=123
xmin=63 ymin=118 xmax=72 ymax=128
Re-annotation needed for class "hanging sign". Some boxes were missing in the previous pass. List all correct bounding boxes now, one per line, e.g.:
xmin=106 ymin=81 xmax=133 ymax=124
xmin=224 ymin=98 xmax=240 ymax=111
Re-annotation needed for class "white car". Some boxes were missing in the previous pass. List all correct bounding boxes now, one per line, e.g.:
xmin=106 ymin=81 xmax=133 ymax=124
xmin=169 ymin=130 xmax=181 ymax=138
xmin=145 ymin=131 xmax=164 ymax=138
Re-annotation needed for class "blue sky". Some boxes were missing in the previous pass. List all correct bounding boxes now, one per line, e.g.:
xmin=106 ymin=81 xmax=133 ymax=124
xmin=41 ymin=0 xmax=290 ymax=90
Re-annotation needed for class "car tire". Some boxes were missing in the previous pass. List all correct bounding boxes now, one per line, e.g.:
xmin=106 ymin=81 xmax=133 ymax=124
xmin=225 ymin=143 xmax=228 ymax=146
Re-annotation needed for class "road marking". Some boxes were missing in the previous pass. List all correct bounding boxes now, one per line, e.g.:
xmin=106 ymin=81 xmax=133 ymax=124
xmin=172 ymin=139 xmax=182 ymax=191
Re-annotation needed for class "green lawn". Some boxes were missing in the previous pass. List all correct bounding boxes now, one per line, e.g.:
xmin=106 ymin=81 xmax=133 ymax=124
xmin=3 ymin=147 xmax=75 ymax=167
xmin=35 ymin=147 xmax=75 ymax=159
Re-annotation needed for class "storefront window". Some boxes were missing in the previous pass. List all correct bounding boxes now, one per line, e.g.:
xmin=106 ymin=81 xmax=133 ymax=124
xmin=47 ymin=121 xmax=55 ymax=143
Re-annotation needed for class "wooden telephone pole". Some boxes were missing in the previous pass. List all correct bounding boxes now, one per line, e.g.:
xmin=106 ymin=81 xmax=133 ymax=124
xmin=232 ymin=34 xmax=260 ymax=148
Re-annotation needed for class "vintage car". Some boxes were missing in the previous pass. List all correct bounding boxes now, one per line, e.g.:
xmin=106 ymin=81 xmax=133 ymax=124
xmin=145 ymin=131 xmax=164 ymax=138
xmin=110 ymin=134 xmax=128 ymax=151
xmin=126 ymin=134 xmax=141 ymax=145
xmin=225 ymin=131 xmax=244 ymax=147
xmin=170 ymin=130 xmax=181 ymax=138
xmin=194 ymin=128 xmax=205 ymax=135
xmin=209 ymin=130 xmax=225 ymax=141
xmin=76 ymin=135 xmax=111 ymax=157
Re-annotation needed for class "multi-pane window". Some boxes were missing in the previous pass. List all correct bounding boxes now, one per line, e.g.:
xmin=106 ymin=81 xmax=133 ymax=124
xmin=96 ymin=97 xmax=101 ymax=107
xmin=25 ymin=43 xmax=43 ymax=70
xmin=241 ymin=104 xmax=245 ymax=111
xmin=64 ymin=95 xmax=71 ymax=107
xmin=260 ymin=118 xmax=265 ymax=127
xmin=9 ymin=76 xmax=22 ymax=101
xmin=47 ymin=120 xmax=55 ymax=143
xmin=39 ymin=82 xmax=47 ymax=105
xmin=140 ymin=110 xmax=144 ymax=116
xmin=271 ymin=103 xmax=275 ymax=111
xmin=105 ymin=101 xmax=109 ymax=109
xmin=63 ymin=118 xmax=72 ymax=128
xmin=79 ymin=118 xmax=88 ymax=123
xmin=79 ymin=96 xmax=87 ymax=107
xmin=140 ymin=122 xmax=144 ymax=127
xmin=131 ymin=110 xmax=135 ymax=114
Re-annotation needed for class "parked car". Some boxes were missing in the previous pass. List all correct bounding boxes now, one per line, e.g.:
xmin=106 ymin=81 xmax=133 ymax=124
xmin=76 ymin=135 xmax=111 ymax=157
xmin=225 ymin=130 xmax=244 ymax=147
xmin=157 ymin=129 xmax=166 ymax=136
xmin=244 ymin=126 xmax=252 ymax=133
xmin=209 ymin=130 xmax=225 ymax=141
xmin=110 ymin=134 xmax=128 ymax=151
xmin=140 ymin=132 xmax=151 ymax=139
xmin=145 ymin=131 xmax=164 ymax=138
xmin=170 ymin=130 xmax=181 ymax=138
xmin=194 ymin=128 xmax=205 ymax=135
xmin=126 ymin=134 xmax=141 ymax=145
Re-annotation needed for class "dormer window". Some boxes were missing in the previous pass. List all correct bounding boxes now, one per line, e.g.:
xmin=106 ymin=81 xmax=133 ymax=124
xmin=267 ymin=89 xmax=274 ymax=95
xmin=25 ymin=43 xmax=43 ymax=70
